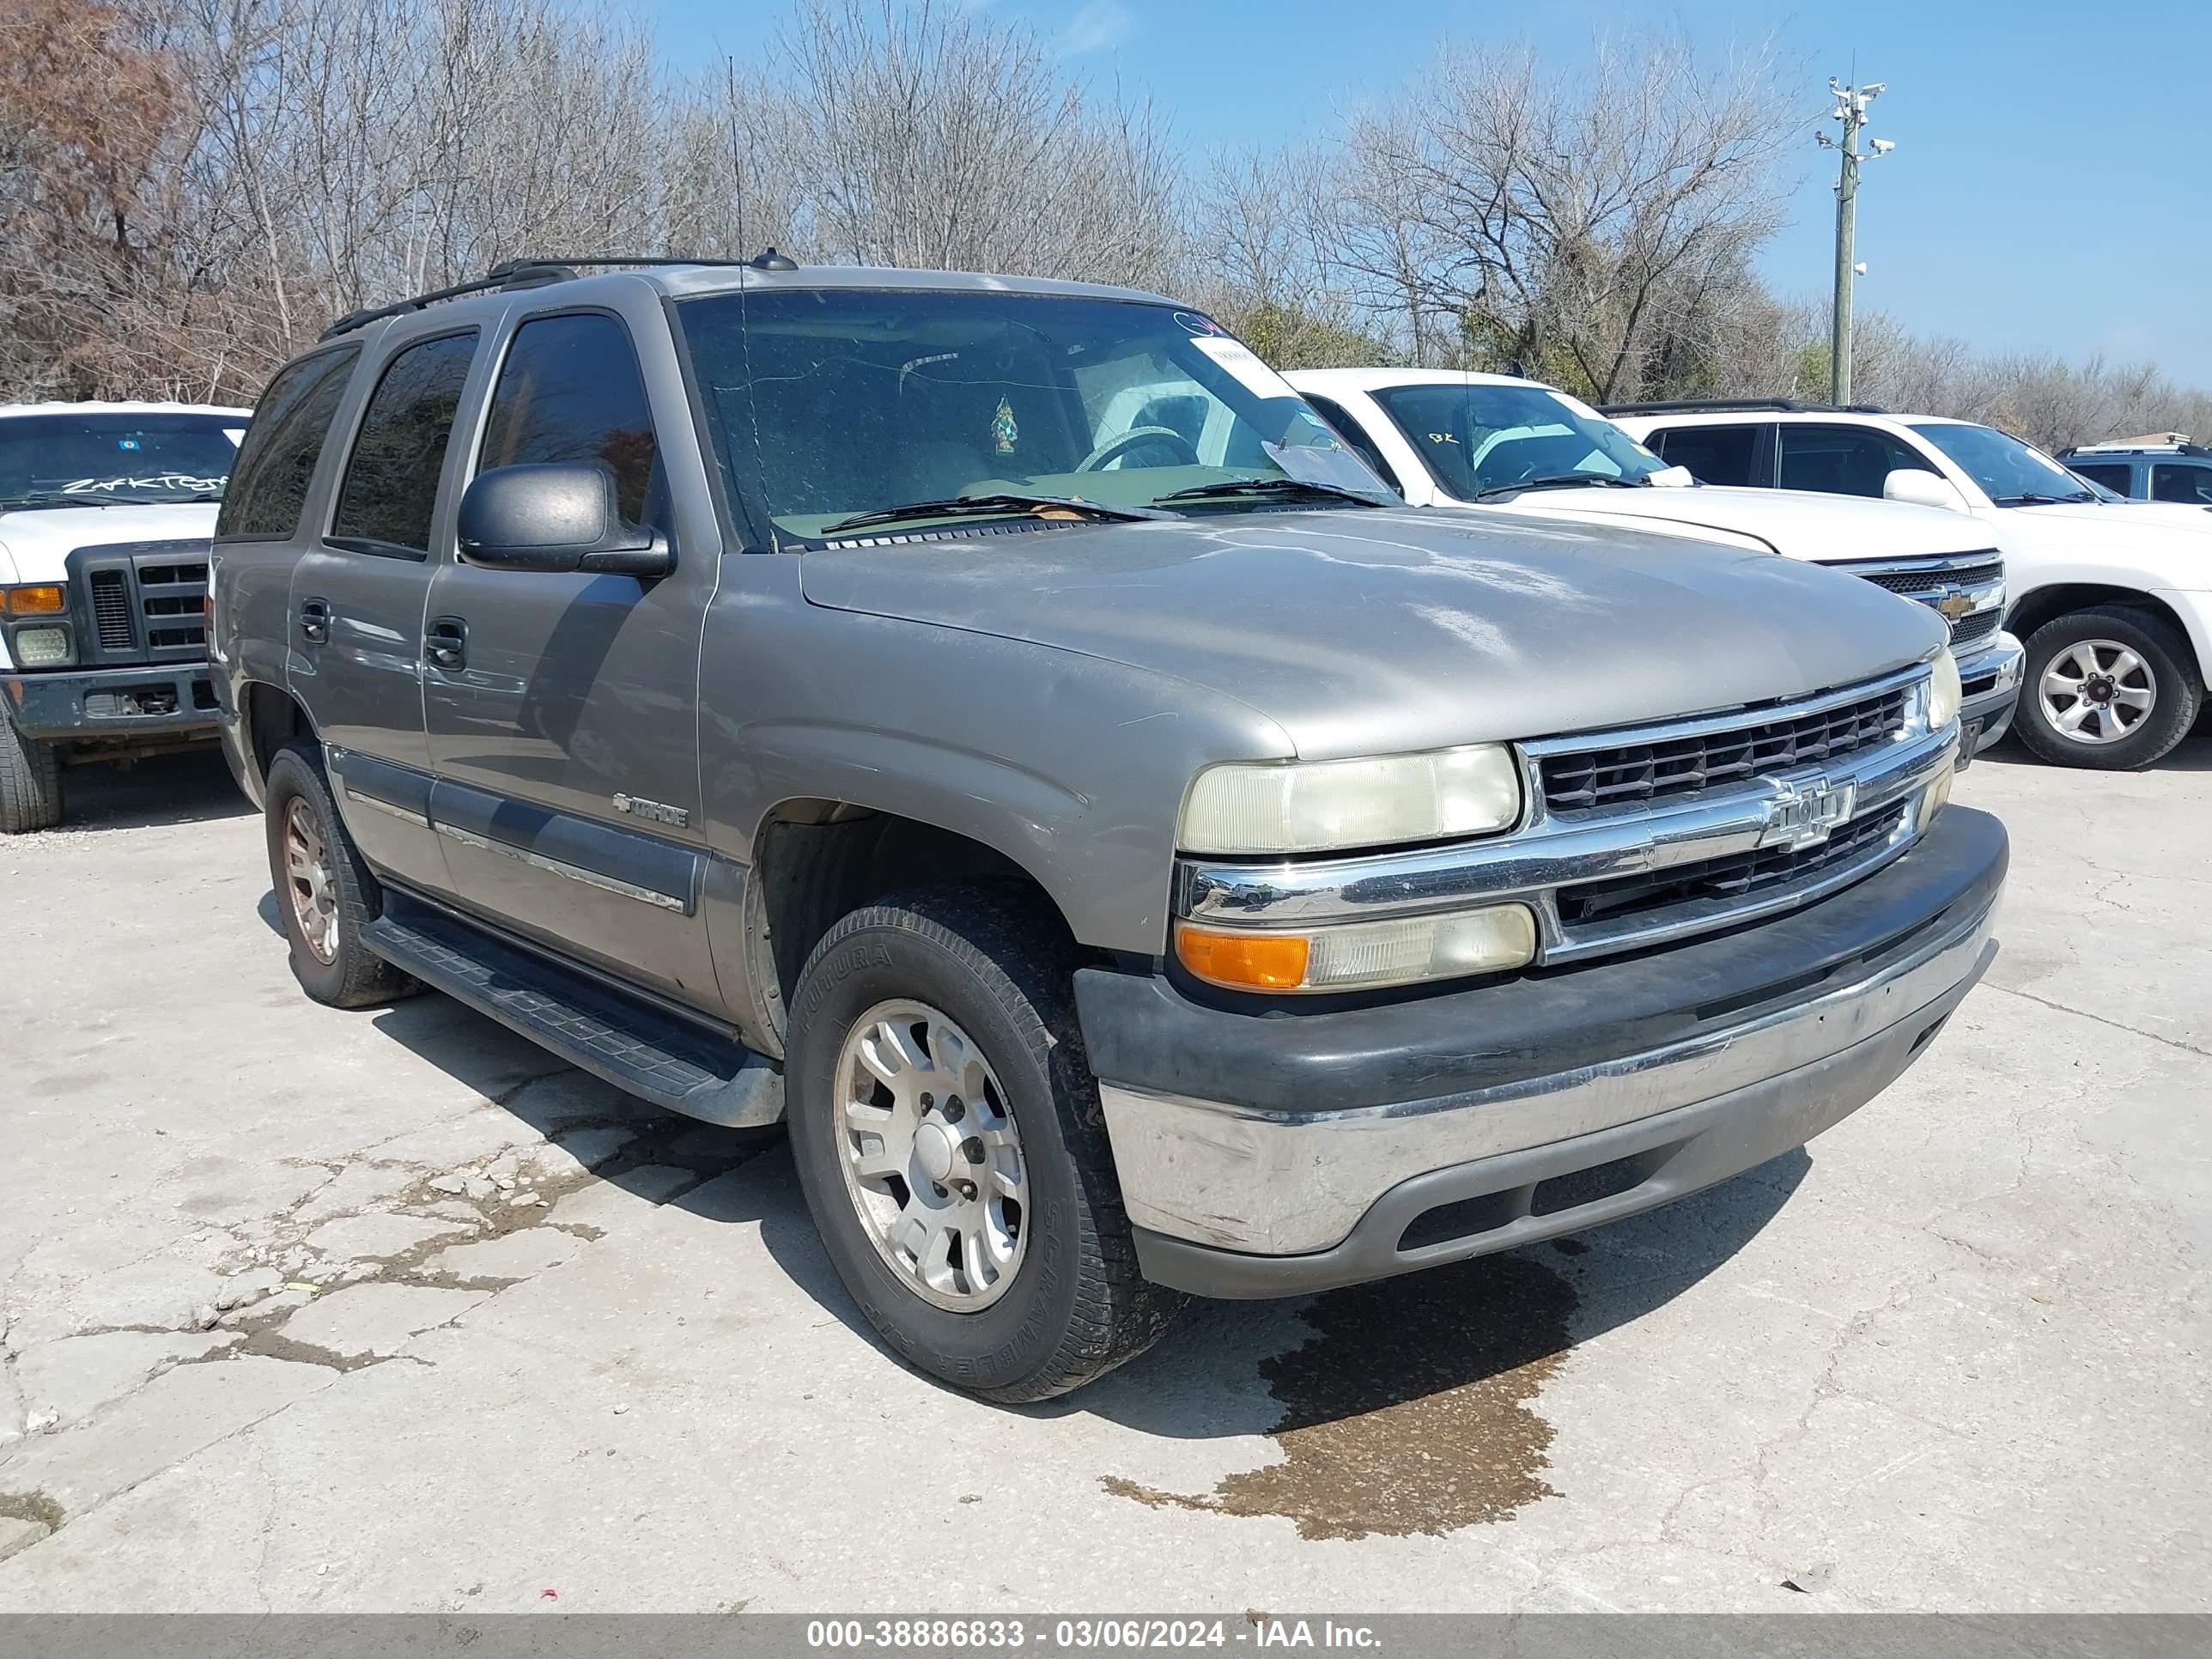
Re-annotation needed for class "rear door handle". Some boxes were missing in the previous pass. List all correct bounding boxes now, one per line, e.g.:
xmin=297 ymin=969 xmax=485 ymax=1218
xmin=298 ymin=598 xmax=330 ymax=646
xmin=425 ymin=617 xmax=467 ymax=672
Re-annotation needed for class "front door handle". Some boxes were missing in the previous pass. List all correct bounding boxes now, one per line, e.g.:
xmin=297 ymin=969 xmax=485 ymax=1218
xmin=425 ymin=617 xmax=468 ymax=672
xmin=298 ymin=598 xmax=330 ymax=646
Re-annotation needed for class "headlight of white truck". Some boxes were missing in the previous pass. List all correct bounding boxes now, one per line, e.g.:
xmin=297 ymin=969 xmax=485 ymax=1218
xmin=1928 ymin=647 xmax=1961 ymax=732
xmin=1179 ymin=744 xmax=1522 ymax=856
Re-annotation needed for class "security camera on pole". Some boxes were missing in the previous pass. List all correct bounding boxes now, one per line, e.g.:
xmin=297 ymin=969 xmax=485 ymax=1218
xmin=1815 ymin=79 xmax=1894 ymax=406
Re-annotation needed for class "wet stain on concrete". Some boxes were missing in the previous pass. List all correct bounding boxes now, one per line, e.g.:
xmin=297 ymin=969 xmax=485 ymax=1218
xmin=1104 ymin=1254 xmax=1579 ymax=1540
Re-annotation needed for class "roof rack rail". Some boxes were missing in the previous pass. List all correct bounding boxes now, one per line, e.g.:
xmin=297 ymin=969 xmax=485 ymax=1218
xmin=319 ymin=251 xmax=800 ymax=341
xmin=1598 ymin=397 xmax=1890 ymax=416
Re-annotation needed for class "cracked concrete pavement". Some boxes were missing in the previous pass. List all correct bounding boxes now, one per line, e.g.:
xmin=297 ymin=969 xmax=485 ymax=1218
xmin=0 ymin=743 xmax=2206 ymax=1609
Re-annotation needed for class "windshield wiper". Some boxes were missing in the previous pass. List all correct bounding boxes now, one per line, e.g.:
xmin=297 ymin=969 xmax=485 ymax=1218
xmin=1990 ymin=491 xmax=2094 ymax=506
xmin=1470 ymin=474 xmax=1648 ymax=501
xmin=818 ymin=492 xmax=1171 ymax=533
xmin=0 ymin=495 xmax=112 ymax=513
xmin=1153 ymin=477 xmax=1391 ymax=509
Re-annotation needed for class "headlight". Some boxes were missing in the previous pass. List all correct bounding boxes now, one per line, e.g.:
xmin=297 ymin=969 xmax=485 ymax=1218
xmin=1176 ymin=903 xmax=1538 ymax=993
xmin=1927 ymin=648 xmax=1961 ymax=731
xmin=1180 ymin=744 xmax=1522 ymax=855
xmin=11 ymin=625 xmax=73 ymax=667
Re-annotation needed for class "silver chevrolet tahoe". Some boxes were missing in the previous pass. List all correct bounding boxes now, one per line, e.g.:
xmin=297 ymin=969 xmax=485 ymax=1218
xmin=210 ymin=258 xmax=2008 ymax=1401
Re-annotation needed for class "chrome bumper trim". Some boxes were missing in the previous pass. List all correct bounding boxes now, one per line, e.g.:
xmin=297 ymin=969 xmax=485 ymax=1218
xmin=1102 ymin=890 xmax=1998 ymax=1255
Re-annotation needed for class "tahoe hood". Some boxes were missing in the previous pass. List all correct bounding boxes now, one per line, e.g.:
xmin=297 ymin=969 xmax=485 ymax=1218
xmin=1478 ymin=483 xmax=1995 ymax=563
xmin=800 ymin=507 xmax=1946 ymax=760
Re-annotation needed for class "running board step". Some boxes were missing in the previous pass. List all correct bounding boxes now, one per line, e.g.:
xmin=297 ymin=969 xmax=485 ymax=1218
xmin=362 ymin=902 xmax=782 ymax=1127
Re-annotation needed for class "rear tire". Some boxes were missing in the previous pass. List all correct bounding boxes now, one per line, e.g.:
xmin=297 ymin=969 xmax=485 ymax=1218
xmin=262 ymin=740 xmax=415 ymax=1007
xmin=785 ymin=880 xmax=1187 ymax=1402
xmin=0 ymin=718 xmax=64 ymax=833
xmin=2016 ymin=605 xmax=2201 ymax=769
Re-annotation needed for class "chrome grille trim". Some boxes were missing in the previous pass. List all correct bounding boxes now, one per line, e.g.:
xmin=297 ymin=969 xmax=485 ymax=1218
xmin=1176 ymin=665 xmax=1953 ymax=966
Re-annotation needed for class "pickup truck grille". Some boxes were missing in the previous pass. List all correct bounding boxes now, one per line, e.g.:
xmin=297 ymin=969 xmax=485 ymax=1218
xmin=64 ymin=541 xmax=210 ymax=665
xmin=1833 ymin=552 xmax=2005 ymax=646
xmin=1556 ymin=802 xmax=1909 ymax=927
xmin=1539 ymin=684 xmax=1910 ymax=815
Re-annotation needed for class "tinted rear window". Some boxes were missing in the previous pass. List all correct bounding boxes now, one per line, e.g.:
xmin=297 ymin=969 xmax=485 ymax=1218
xmin=216 ymin=349 xmax=359 ymax=538
xmin=1652 ymin=423 xmax=1760 ymax=487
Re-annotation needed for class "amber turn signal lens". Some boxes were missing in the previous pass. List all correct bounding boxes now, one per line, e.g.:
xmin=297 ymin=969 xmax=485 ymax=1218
xmin=0 ymin=584 xmax=65 ymax=616
xmin=1175 ymin=923 xmax=1311 ymax=991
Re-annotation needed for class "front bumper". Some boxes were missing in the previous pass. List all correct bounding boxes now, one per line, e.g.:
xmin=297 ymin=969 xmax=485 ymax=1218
xmin=1078 ymin=805 xmax=2007 ymax=1297
xmin=3 ymin=663 xmax=219 ymax=741
xmin=1956 ymin=631 xmax=2023 ymax=753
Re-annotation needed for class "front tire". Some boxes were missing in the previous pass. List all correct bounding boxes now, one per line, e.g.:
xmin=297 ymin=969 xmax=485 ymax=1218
xmin=2017 ymin=605 xmax=2202 ymax=769
xmin=0 ymin=719 xmax=64 ymax=833
xmin=786 ymin=882 xmax=1187 ymax=1402
xmin=262 ymin=740 xmax=414 ymax=1007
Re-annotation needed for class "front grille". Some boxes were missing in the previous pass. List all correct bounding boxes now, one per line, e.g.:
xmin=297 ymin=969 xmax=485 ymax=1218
xmin=1851 ymin=556 xmax=2002 ymax=595
xmin=89 ymin=570 xmax=137 ymax=651
xmin=1951 ymin=607 xmax=2001 ymax=648
xmin=1540 ymin=684 xmax=1911 ymax=815
xmin=1557 ymin=804 xmax=1908 ymax=927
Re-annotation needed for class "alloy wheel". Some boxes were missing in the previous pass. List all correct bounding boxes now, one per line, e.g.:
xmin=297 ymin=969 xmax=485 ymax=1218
xmin=832 ymin=999 xmax=1028 ymax=1311
xmin=283 ymin=797 xmax=340 ymax=963
xmin=2039 ymin=638 xmax=2157 ymax=745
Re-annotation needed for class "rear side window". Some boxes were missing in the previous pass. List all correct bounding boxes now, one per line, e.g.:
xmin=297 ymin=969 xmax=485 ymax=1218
xmin=216 ymin=347 xmax=359 ymax=539
xmin=2069 ymin=462 xmax=2134 ymax=495
xmin=1302 ymin=394 xmax=1402 ymax=495
xmin=1777 ymin=423 xmax=1931 ymax=498
xmin=478 ymin=312 xmax=664 ymax=526
xmin=331 ymin=331 xmax=478 ymax=556
xmin=2152 ymin=463 xmax=2212 ymax=505
xmin=1650 ymin=423 xmax=1761 ymax=486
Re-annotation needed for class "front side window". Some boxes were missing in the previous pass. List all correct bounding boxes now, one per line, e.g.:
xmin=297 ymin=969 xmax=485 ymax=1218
xmin=2152 ymin=463 xmax=2212 ymax=505
xmin=3 ymin=411 xmax=246 ymax=514
xmin=479 ymin=313 xmax=664 ymax=527
xmin=678 ymin=289 xmax=1387 ymax=541
xmin=1905 ymin=421 xmax=2096 ymax=506
xmin=219 ymin=349 xmax=360 ymax=538
xmin=331 ymin=332 xmax=478 ymax=555
xmin=1366 ymin=382 xmax=1665 ymax=501
xmin=2068 ymin=462 xmax=2135 ymax=497
xmin=1651 ymin=423 xmax=1762 ymax=487
xmin=1777 ymin=423 xmax=1936 ymax=498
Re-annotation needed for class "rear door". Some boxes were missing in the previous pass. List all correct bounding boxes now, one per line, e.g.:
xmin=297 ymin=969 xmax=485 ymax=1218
xmin=421 ymin=301 xmax=723 ymax=1010
xmin=1775 ymin=422 xmax=1934 ymax=499
xmin=288 ymin=325 xmax=482 ymax=896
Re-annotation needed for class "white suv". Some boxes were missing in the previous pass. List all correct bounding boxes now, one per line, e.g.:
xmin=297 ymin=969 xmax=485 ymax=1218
xmin=1608 ymin=399 xmax=2211 ymax=769
xmin=1287 ymin=369 xmax=2022 ymax=756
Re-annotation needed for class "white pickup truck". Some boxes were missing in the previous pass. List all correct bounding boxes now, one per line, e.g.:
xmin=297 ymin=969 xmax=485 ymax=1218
xmin=1288 ymin=369 xmax=2023 ymax=757
xmin=0 ymin=402 xmax=248 ymax=830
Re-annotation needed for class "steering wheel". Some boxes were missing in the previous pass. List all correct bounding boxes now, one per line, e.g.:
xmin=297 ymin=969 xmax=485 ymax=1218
xmin=1076 ymin=426 xmax=1202 ymax=472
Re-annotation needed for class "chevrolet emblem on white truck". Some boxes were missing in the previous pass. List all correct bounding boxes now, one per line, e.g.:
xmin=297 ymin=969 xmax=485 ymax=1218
xmin=1759 ymin=774 xmax=1856 ymax=848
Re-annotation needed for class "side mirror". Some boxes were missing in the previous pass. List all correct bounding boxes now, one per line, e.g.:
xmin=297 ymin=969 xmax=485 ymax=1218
xmin=456 ymin=463 xmax=671 ymax=576
xmin=1647 ymin=465 xmax=1697 ymax=489
xmin=1882 ymin=467 xmax=1969 ymax=513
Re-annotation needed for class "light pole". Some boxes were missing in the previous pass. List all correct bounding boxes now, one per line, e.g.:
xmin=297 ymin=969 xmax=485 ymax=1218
xmin=1817 ymin=79 xmax=1893 ymax=407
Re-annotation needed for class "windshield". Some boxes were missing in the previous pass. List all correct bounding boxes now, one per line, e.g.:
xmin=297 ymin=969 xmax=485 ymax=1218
xmin=0 ymin=412 xmax=240 ymax=510
xmin=1369 ymin=382 xmax=1666 ymax=501
xmin=1905 ymin=421 xmax=2095 ymax=505
xmin=678 ymin=289 xmax=1389 ymax=541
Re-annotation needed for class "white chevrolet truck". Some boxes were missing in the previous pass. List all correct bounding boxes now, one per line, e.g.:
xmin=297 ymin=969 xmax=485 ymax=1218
xmin=0 ymin=402 xmax=248 ymax=830
xmin=1288 ymin=369 xmax=2024 ymax=757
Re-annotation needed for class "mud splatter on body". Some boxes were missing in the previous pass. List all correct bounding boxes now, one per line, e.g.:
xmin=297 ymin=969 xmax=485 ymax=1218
xmin=1105 ymin=1253 xmax=1579 ymax=1540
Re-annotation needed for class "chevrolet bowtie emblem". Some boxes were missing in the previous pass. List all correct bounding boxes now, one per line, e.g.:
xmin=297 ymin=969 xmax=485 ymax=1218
xmin=1759 ymin=775 xmax=1856 ymax=849
xmin=1936 ymin=589 xmax=1975 ymax=622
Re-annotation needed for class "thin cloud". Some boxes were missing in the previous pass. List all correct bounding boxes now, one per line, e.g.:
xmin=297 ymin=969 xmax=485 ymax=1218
xmin=1055 ymin=1 xmax=1134 ymax=57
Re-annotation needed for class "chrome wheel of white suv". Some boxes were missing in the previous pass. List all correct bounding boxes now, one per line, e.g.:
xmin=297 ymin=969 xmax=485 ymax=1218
xmin=2039 ymin=638 xmax=2155 ymax=745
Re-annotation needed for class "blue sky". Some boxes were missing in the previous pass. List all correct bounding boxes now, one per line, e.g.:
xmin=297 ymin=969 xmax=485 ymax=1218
xmin=647 ymin=0 xmax=2212 ymax=387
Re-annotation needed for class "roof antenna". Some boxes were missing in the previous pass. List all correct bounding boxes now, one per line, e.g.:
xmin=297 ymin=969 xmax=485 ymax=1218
xmin=749 ymin=247 xmax=797 ymax=272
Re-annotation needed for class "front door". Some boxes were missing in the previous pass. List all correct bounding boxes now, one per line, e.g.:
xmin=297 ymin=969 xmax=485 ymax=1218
xmin=289 ymin=328 xmax=482 ymax=896
xmin=422 ymin=306 xmax=721 ymax=1010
